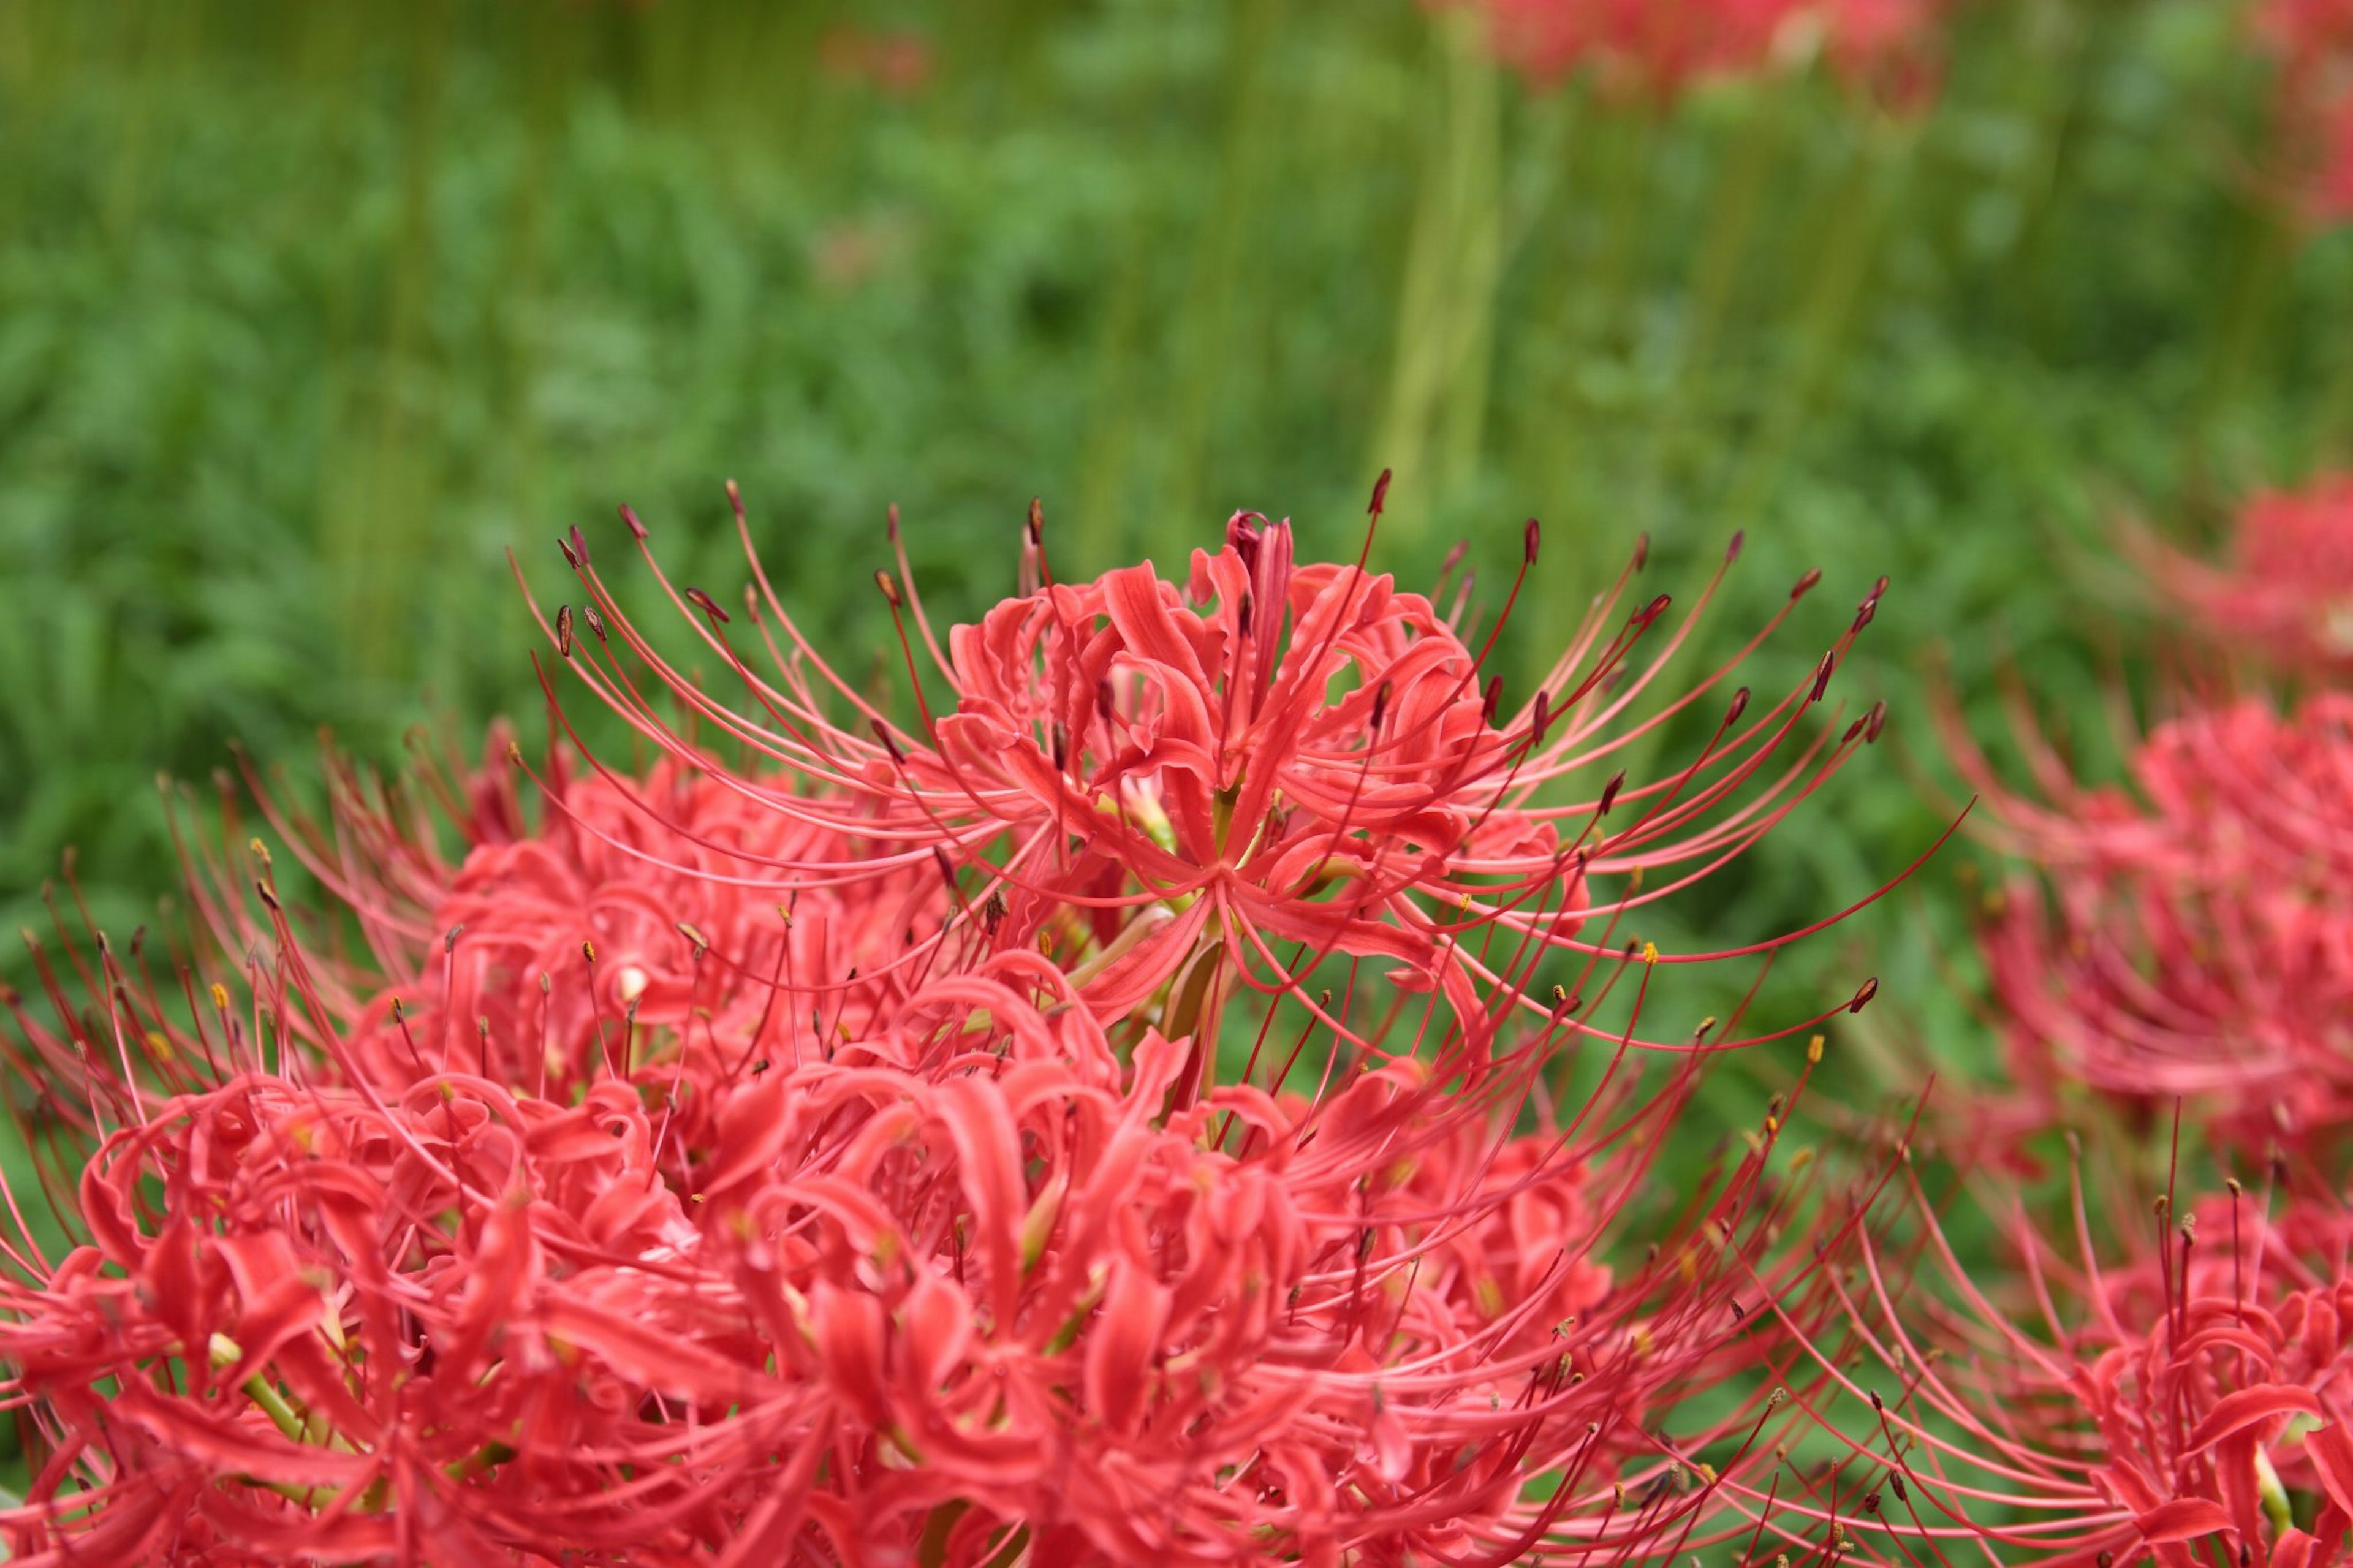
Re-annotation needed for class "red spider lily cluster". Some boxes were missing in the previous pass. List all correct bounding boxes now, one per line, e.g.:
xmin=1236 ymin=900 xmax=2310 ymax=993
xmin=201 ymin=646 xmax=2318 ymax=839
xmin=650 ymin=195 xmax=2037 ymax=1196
xmin=1455 ymin=0 xmax=1950 ymax=104
xmin=1775 ymin=472 xmax=2353 ymax=1568
xmin=0 ymin=487 xmax=1904 ymax=1563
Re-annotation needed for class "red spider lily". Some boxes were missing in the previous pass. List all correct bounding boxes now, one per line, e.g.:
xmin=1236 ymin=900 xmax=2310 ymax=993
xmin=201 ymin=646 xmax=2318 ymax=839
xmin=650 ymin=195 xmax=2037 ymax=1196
xmin=0 ymin=487 xmax=1911 ymax=1563
xmin=520 ymin=493 xmax=1905 ymax=1095
xmin=2131 ymin=477 xmax=2353 ymax=676
xmin=1947 ymin=690 xmax=2353 ymax=1158
xmin=1760 ymin=1154 xmax=2353 ymax=1568
xmin=1455 ymin=0 xmax=1949 ymax=102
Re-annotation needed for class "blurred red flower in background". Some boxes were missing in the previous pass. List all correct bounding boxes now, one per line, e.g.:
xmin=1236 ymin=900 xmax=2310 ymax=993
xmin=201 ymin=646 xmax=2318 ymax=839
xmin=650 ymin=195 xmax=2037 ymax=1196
xmin=2134 ymin=476 xmax=2353 ymax=677
xmin=2258 ymin=0 xmax=2353 ymax=220
xmin=818 ymin=25 xmax=933 ymax=97
xmin=1458 ymin=0 xmax=1950 ymax=104
xmin=1953 ymin=691 xmax=2353 ymax=1160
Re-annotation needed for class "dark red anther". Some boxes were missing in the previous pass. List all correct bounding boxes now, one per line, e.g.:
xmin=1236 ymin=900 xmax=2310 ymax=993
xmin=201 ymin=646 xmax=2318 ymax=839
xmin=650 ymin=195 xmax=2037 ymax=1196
xmin=445 ymin=924 xmax=466 ymax=955
xmin=1810 ymin=651 xmax=1836 ymax=703
xmin=887 ymin=502 xmax=901 ymax=545
xmin=1632 ymin=532 xmax=1650 ymax=570
xmin=875 ymin=569 xmax=903 ymax=610
xmin=1724 ymin=686 xmax=1750 ymax=727
xmin=557 ymin=533 xmax=579 ymax=569
xmin=567 ymin=525 xmax=591 ymax=567
xmin=1847 ymin=976 xmax=1880 ymax=1013
xmin=1597 ymin=769 xmax=1626 ymax=816
xmin=1726 ymin=529 xmax=1745 ymax=563
xmin=1096 ymin=677 xmax=1116 ymax=729
xmin=618 ymin=503 xmax=648 ymax=541
xmin=1790 ymin=567 xmax=1822 ymax=600
xmin=1531 ymin=687 xmax=1553 ymax=747
xmin=1843 ymin=714 xmax=1868 ymax=743
xmin=1026 ymin=498 xmax=1044 ymax=548
xmin=684 ymin=586 xmax=730 ymax=626
xmin=1632 ymin=593 xmax=1672 ymax=631
xmin=583 ymin=605 xmax=608 ymax=642
xmin=725 ymin=479 xmax=746 ymax=525
xmin=1865 ymin=699 xmax=1888 ymax=743
xmin=1368 ymin=467 xmax=1392 ymax=518
xmin=1237 ymin=591 xmax=1253 ymax=639
xmin=1482 ymin=675 xmax=1505 ymax=725
xmin=871 ymin=719 xmax=905 ymax=765
xmin=556 ymin=605 xmax=575 ymax=658
xmin=1852 ymin=576 xmax=1887 ymax=632
xmin=1370 ymin=680 xmax=1392 ymax=732
xmin=1523 ymin=517 xmax=1541 ymax=566
xmin=931 ymin=846 xmax=958 ymax=890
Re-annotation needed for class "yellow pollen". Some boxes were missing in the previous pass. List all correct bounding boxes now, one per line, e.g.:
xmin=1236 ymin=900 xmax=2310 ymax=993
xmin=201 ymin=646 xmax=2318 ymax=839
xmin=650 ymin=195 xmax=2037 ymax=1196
xmin=1642 ymin=942 xmax=1658 ymax=966
xmin=1807 ymin=1034 xmax=1825 ymax=1064
xmin=210 ymin=982 xmax=230 ymax=1012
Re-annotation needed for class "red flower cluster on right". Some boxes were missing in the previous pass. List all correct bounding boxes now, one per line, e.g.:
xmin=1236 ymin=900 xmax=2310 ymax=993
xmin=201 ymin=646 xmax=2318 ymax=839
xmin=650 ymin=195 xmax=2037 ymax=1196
xmin=1956 ymin=477 xmax=2353 ymax=1167
xmin=1738 ymin=474 xmax=2353 ymax=1567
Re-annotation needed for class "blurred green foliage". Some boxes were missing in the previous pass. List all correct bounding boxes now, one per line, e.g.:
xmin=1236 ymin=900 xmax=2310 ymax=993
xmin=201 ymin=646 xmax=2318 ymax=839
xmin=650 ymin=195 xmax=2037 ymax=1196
xmin=0 ymin=0 xmax=2349 ymax=1126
